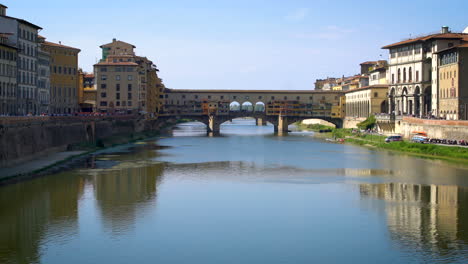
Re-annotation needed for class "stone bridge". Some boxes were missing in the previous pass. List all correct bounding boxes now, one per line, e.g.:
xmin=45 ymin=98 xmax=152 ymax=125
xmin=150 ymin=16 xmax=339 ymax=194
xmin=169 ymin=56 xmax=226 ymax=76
xmin=161 ymin=89 xmax=344 ymax=134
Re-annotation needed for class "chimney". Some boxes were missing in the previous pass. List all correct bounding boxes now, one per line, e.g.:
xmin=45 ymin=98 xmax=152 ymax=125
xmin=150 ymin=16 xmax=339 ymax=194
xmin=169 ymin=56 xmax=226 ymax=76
xmin=441 ymin=26 xmax=450 ymax=34
xmin=0 ymin=4 xmax=7 ymax=16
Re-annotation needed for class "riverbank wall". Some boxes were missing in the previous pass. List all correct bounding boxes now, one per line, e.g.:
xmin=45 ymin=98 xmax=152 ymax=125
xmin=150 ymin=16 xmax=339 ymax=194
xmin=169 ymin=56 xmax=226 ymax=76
xmin=376 ymin=117 xmax=468 ymax=140
xmin=0 ymin=115 xmax=166 ymax=168
xmin=343 ymin=117 xmax=366 ymax=129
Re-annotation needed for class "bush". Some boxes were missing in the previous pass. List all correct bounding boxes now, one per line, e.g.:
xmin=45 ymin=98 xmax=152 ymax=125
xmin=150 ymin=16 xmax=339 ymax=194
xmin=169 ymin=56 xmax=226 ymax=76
xmin=357 ymin=115 xmax=376 ymax=130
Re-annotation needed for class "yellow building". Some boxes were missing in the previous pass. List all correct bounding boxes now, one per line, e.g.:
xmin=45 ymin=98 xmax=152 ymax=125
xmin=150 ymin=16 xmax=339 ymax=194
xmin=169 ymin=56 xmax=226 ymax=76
xmin=331 ymin=96 xmax=346 ymax=118
xmin=42 ymin=40 xmax=80 ymax=114
xmin=78 ymin=71 xmax=96 ymax=112
xmin=437 ymin=43 xmax=468 ymax=120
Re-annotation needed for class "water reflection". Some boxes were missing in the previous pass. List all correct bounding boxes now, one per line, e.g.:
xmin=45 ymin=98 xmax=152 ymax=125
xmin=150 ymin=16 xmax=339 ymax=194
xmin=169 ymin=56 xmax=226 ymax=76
xmin=91 ymin=164 xmax=164 ymax=236
xmin=0 ymin=172 xmax=85 ymax=264
xmin=360 ymin=183 xmax=468 ymax=260
xmin=0 ymin=142 xmax=165 ymax=263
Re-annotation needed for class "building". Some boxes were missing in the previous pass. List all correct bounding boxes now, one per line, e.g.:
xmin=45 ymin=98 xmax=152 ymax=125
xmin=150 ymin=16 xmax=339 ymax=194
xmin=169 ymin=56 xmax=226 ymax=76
xmin=42 ymin=40 xmax=81 ymax=114
xmin=436 ymin=43 xmax=468 ymax=120
xmin=345 ymin=85 xmax=389 ymax=118
xmin=0 ymin=33 xmax=17 ymax=115
xmin=0 ymin=4 xmax=42 ymax=115
xmin=333 ymin=75 xmax=369 ymax=91
xmin=78 ymin=71 xmax=96 ymax=112
xmin=383 ymin=26 xmax=468 ymax=117
xmin=315 ymin=77 xmax=337 ymax=90
xmin=95 ymin=39 xmax=163 ymax=116
xmin=360 ymin=60 xmax=387 ymax=75
xmin=37 ymin=36 xmax=50 ymax=114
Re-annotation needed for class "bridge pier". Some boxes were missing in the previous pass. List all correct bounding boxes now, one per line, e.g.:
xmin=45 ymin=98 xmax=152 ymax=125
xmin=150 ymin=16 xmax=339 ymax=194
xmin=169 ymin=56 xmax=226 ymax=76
xmin=277 ymin=115 xmax=289 ymax=133
xmin=208 ymin=115 xmax=221 ymax=135
xmin=256 ymin=118 xmax=267 ymax=126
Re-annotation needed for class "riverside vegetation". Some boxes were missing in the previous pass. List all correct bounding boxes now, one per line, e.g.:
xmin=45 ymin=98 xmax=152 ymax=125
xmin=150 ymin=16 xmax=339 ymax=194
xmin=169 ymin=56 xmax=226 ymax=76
xmin=296 ymin=120 xmax=468 ymax=163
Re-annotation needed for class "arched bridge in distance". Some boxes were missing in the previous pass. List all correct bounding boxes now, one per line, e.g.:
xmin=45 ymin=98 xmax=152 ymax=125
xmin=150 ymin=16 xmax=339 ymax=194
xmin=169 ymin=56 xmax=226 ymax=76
xmin=161 ymin=89 xmax=345 ymax=134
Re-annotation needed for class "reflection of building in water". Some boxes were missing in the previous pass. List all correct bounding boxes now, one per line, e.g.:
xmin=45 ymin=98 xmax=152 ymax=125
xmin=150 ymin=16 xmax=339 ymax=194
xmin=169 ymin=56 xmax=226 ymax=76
xmin=360 ymin=183 xmax=468 ymax=255
xmin=0 ymin=173 xmax=84 ymax=263
xmin=93 ymin=164 xmax=164 ymax=236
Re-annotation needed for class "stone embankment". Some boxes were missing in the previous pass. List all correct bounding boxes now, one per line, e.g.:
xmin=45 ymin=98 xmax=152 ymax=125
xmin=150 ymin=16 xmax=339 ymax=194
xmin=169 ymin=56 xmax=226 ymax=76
xmin=0 ymin=115 xmax=166 ymax=168
xmin=376 ymin=116 xmax=468 ymax=140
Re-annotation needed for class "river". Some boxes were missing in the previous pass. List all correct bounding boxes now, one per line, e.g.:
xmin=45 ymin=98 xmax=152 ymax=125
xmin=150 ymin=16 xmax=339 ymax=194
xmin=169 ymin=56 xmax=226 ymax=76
xmin=1 ymin=119 xmax=468 ymax=264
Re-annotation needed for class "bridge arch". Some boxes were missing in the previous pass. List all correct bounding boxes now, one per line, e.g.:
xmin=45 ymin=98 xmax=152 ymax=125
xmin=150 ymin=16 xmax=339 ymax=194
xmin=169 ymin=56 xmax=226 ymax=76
xmin=241 ymin=101 xmax=254 ymax=112
xmin=254 ymin=102 xmax=266 ymax=112
xmin=230 ymin=101 xmax=240 ymax=111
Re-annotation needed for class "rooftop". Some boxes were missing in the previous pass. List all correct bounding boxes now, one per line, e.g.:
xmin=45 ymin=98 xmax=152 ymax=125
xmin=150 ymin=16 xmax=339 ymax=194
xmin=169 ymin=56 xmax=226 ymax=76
xmin=43 ymin=41 xmax=81 ymax=52
xmin=382 ymin=32 xmax=468 ymax=49
xmin=94 ymin=61 xmax=139 ymax=66
xmin=345 ymin=84 xmax=389 ymax=93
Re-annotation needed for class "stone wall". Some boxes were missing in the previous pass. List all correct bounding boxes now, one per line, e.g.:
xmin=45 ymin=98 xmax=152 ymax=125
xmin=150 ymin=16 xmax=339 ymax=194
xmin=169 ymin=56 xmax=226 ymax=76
xmin=377 ymin=117 xmax=468 ymax=140
xmin=0 ymin=116 xmax=163 ymax=168
xmin=343 ymin=117 xmax=367 ymax=129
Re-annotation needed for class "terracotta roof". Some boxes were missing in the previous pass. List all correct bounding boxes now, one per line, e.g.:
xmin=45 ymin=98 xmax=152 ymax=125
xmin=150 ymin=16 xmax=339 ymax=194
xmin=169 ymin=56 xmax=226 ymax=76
xmin=382 ymin=33 xmax=468 ymax=49
xmin=43 ymin=41 xmax=81 ymax=52
xmin=360 ymin=61 xmax=378 ymax=65
xmin=84 ymin=74 xmax=95 ymax=78
xmin=345 ymin=84 xmax=389 ymax=93
xmin=94 ymin=61 xmax=138 ymax=66
xmin=100 ymin=40 xmax=136 ymax=48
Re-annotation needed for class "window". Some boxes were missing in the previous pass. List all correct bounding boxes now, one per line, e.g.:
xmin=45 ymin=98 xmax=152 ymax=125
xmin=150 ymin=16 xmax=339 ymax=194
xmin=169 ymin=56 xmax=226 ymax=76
xmin=271 ymin=96 xmax=275 ymax=100
xmin=116 ymin=84 xmax=120 ymax=91
xmin=101 ymin=67 xmax=107 ymax=72
xmin=116 ymin=101 xmax=120 ymax=106
xmin=374 ymin=92 xmax=378 ymax=98
xmin=128 ymin=93 xmax=132 ymax=99
xmin=101 ymin=84 xmax=107 ymax=89
xmin=116 ymin=75 xmax=121 ymax=81
xmin=403 ymin=68 xmax=406 ymax=83
xmin=101 ymin=92 xmax=107 ymax=98
xmin=116 ymin=93 xmax=120 ymax=100
xmin=101 ymin=75 xmax=107 ymax=80
xmin=397 ymin=69 xmax=401 ymax=83
xmin=128 ymin=84 xmax=132 ymax=91
xmin=416 ymin=71 xmax=419 ymax=82
xmin=409 ymin=67 xmax=412 ymax=82
xmin=100 ymin=101 xmax=107 ymax=106
xmin=127 ymin=75 xmax=133 ymax=81
xmin=208 ymin=95 xmax=211 ymax=99
xmin=58 ymin=66 xmax=62 ymax=74
xmin=128 ymin=101 xmax=132 ymax=106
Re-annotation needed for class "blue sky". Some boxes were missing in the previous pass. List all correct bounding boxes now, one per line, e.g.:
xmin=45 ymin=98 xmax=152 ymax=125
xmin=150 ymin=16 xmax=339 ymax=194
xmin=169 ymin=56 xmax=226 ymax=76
xmin=4 ymin=0 xmax=468 ymax=90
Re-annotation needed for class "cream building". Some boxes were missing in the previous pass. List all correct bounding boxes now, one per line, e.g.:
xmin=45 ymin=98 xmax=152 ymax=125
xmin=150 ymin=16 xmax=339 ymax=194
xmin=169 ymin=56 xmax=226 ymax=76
xmin=383 ymin=26 xmax=468 ymax=117
xmin=0 ymin=4 xmax=42 ymax=115
xmin=95 ymin=39 xmax=163 ymax=116
xmin=0 ymin=33 xmax=17 ymax=115
xmin=345 ymin=85 xmax=388 ymax=118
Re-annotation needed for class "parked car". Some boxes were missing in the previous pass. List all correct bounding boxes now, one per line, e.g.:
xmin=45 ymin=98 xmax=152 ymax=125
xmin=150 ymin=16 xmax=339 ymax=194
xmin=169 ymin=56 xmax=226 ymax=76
xmin=385 ymin=135 xmax=403 ymax=143
xmin=411 ymin=135 xmax=428 ymax=143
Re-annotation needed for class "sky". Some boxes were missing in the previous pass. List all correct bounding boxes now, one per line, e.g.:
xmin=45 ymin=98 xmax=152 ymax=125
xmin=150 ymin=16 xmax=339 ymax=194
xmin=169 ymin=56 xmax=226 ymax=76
xmin=4 ymin=0 xmax=468 ymax=90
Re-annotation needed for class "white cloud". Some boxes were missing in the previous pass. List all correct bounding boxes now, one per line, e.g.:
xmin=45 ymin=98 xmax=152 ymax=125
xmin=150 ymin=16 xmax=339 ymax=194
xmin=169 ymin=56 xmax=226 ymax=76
xmin=285 ymin=8 xmax=309 ymax=21
xmin=293 ymin=25 xmax=356 ymax=40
